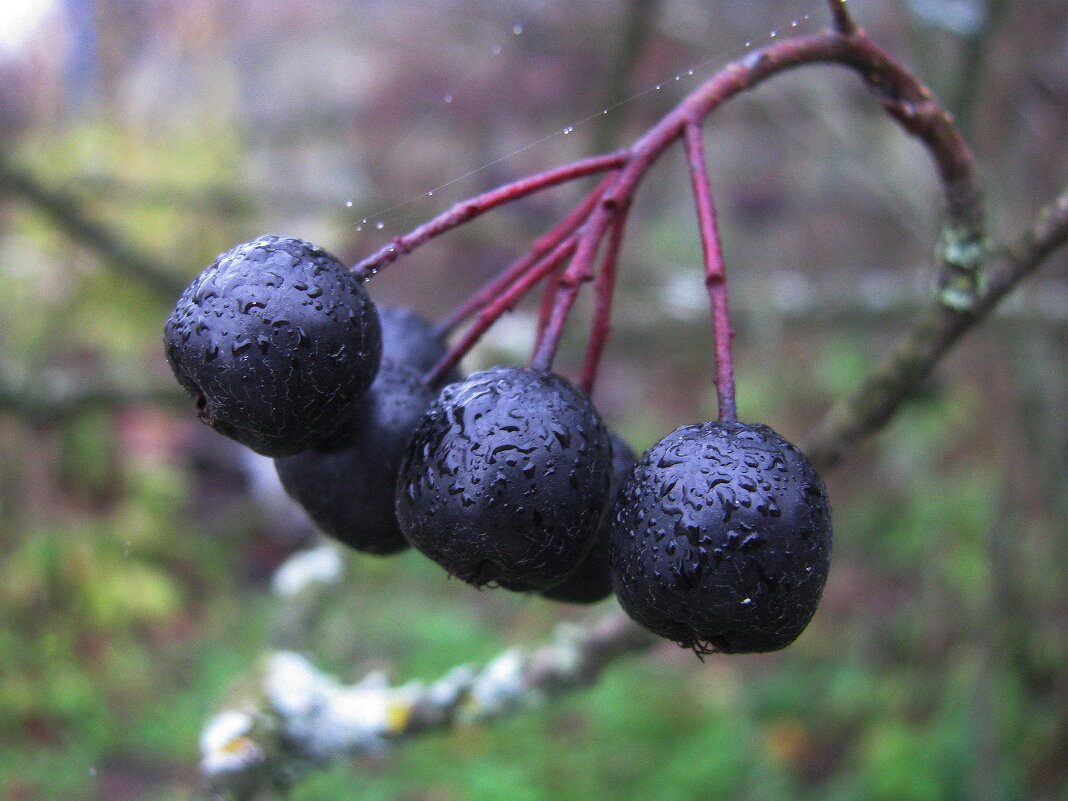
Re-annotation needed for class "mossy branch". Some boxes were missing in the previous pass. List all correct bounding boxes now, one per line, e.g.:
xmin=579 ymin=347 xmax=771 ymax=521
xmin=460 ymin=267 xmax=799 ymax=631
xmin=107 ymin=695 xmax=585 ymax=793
xmin=0 ymin=151 xmax=186 ymax=297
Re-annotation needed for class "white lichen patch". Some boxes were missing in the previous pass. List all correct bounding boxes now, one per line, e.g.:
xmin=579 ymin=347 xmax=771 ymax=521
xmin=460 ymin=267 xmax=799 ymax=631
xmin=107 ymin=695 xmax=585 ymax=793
xmin=464 ymin=649 xmax=528 ymax=720
xmin=272 ymin=543 xmax=344 ymax=597
xmin=263 ymin=652 xmax=429 ymax=761
xmin=200 ymin=710 xmax=264 ymax=776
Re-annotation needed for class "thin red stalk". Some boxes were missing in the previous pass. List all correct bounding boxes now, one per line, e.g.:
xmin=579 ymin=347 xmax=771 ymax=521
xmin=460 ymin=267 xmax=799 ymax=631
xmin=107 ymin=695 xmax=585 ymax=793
xmin=530 ymin=202 xmax=615 ymax=371
xmin=683 ymin=120 xmax=736 ymax=423
xmin=425 ymin=235 xmax=579 ymax=386
xmin=593 ymin=29 xmax=981 ymax=255
xmin=359 ymin=27 xmax=981 ymax=298
xmin=376 ymin=23 xmax=981 ymax=383
xmin=534 ymin=252 xmax=568 ymax=351
xmin=827 ymin=0 xmax=859 ymax=35
xmin=579 ymin=209 xmax=629 ymax=394
xmin=353 ymin=152 xmax=627 ymax=279
xmin=435 ymin=174 xmax=615 ymax=337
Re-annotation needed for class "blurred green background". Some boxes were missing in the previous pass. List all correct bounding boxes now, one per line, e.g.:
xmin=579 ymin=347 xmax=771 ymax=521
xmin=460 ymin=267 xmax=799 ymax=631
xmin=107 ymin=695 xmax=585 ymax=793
xmin=1 ymin=1 xmax=1065 ymax=799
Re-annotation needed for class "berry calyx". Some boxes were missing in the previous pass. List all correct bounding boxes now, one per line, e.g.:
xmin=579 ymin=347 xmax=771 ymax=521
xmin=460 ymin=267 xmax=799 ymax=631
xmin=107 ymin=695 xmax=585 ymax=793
xmin=274 ymin=360 xmax=434 ymax=555
xmin=610 ymin=421 xmax=832 ymax=654
xmin=163 ymin=235 xmax=382 ymax=457
xmin=396 ymin=365 xmax=612 ymax=590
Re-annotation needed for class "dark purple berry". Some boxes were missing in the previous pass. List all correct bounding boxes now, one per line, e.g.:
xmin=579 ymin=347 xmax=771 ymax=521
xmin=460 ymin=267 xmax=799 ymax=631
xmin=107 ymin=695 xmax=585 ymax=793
xmin=163 ymin=235 xmax=382 ymax=457
xmin=377 ymin=305 xmax=458 ymax=383
xmin=396 ymin=366 xmax=612 ymax=590
xmin=541 ymin=432 xmax=636 ymax=604
xmin=274 ymin=361 xmax=434 ymax=555
xmin=610 ymin=421 xmax=832 ymax=654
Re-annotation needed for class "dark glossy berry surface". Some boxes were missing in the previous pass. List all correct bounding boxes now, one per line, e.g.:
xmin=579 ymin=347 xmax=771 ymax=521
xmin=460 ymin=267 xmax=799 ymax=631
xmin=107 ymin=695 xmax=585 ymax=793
xmin=275 ymin=361 xmax=434 ymax=555
xmin=541 ymin=433 xmax=636 ymax=604
xmin=164 ymin=235 xmax=382 ymax=457
xmin=396 ymin=366 xmax=612 ymax=590
xmin=610 ymin=421 xmax=832 ymax=654
xmin=377 ymin=305 xmax=456 ymax=382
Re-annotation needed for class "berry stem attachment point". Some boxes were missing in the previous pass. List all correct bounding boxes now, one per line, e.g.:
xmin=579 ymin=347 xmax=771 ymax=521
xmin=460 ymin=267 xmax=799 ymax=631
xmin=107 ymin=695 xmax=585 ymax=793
xmin=683 ymin=120 xmax=737 ymax=423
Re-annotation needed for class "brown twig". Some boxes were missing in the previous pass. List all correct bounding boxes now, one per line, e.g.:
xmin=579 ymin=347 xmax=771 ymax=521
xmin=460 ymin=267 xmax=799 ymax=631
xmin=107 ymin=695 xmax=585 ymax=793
xmin=804 ymin=185 xmax=1068 ymax=469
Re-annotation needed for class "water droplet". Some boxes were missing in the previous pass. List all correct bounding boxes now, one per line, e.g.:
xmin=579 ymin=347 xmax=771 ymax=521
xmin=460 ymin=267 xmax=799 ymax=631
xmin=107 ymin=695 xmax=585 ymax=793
xmin=687 ymin=69 xmax=694 ymax=75
xmin=655 ymin=84 xmax=662 ymax=90
xmin=745 ymin=40 xmax=752 ymax=47
xmin=355 ymin=225 xmax=363 ymax=232
xmin=375 ymin=221 xmax=385 ymax=229
xmin=563 ymin=126 xmax=573 ymax=134
xmin=674 ymin=74 xmax=681 ymax=81
xmin=512 ymin=23 xmax=523 ymax=35
xmin=426 ymin=190 xmax=434 ymax=196
xmin=345 ymin=200 xmax=353 ymax=207
xmin=491 ymin=44 xmax=502 ymax=55
xmin=791 ymin=19 xmax=799 ymax=26
xmin=770 ymin=30 xmax=777 ymax=37
xmin=602 ymin=109 xmax=608 ymax=114
xmin=444 ymin=94 xmax=453 ymax=104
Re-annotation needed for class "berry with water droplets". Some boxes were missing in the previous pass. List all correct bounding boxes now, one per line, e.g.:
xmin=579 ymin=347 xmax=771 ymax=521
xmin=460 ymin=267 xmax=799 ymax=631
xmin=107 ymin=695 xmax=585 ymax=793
xmin=540 ymin=432 xmax=636 ymax=604
xmin=396 ymin=366 xmax=612 ymax=590
xmin=163 ymin=235 xmax=382 ymax=457
xmin=610 ymin=421 xmax=832 ymax=654
xmin=275 ymin=360 xmax=434 ymax=555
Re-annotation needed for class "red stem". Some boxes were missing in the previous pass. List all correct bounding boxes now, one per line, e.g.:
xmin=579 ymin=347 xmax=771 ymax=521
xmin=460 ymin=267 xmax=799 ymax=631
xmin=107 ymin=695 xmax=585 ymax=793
xmin=376 ymin=25 xmax=983 ymax=380
xmin=529 ymin=202 xmax=615 ymax=371
xmin=425 ymin=235 xmax=580 ymax=386
xmin=579 ymin=209 xmax=629 ymax=394
xmin=827 ymin=0 xmax=859 ymax=35
xmin=353 ymin=152 xmax=626 ymax=279
xmin=682 ymin=120 xmax=737 ymax=423
xmin=435 ymin=174 xmax=615 ymax=337
xmin=534 ymin=251 xmax=568 ymax=353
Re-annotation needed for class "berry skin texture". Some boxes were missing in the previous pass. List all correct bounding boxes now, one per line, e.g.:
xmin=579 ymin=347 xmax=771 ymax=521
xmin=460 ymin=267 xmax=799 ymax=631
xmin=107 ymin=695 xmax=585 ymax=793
xmin=396 ymin=366 xmax=613 ymax=591
xmin=274 ymin=361 xmax=434 ymax=555
xmin=610 ymin=421 xmax=832 ymax=654
xmin=540 ymin=433 xmax=636 ymax=604
xmin=164 ymin=235 xmax=382 ymax=457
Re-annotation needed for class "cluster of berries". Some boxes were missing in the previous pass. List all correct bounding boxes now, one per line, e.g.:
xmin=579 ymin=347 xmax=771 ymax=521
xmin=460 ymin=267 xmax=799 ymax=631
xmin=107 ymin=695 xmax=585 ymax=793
xmin=164 ymin=235 xmax=832 ymax=654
